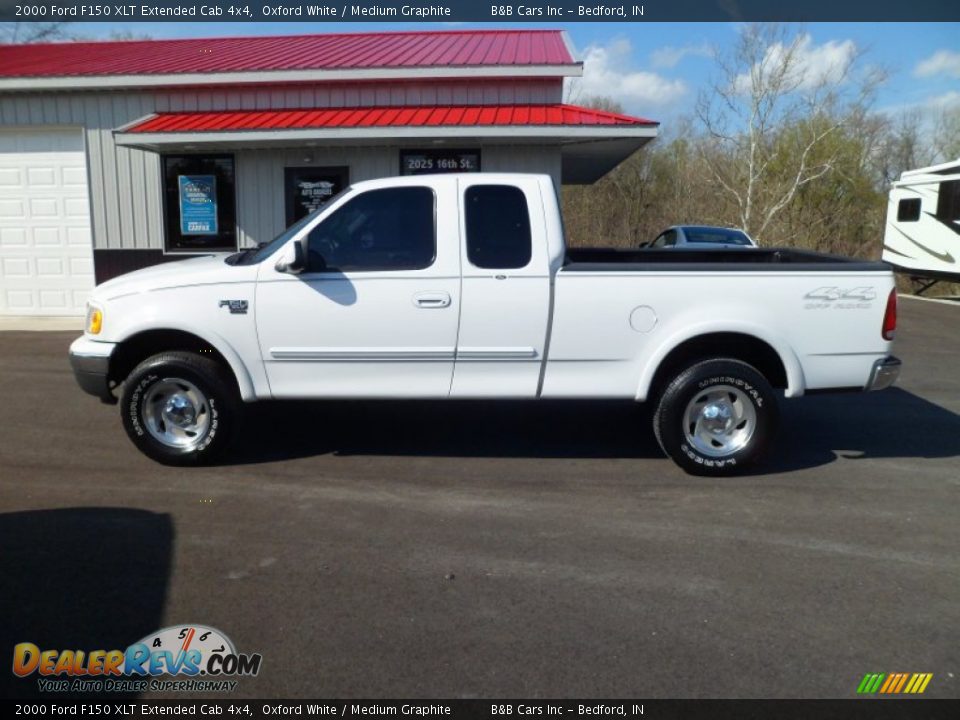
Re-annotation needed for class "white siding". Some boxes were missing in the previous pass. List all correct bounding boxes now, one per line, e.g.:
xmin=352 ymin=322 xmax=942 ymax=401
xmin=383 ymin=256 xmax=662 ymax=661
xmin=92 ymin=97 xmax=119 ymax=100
xmin=483 ymin=146 xmax=562 ymax=191
xmin=0 ymin=78 xmax=564 ymax=251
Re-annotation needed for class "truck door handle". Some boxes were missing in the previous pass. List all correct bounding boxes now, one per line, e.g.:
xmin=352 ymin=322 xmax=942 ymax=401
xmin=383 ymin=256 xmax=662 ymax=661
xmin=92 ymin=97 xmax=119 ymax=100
xmin=413 ymin=292 xmax=451 ymax=309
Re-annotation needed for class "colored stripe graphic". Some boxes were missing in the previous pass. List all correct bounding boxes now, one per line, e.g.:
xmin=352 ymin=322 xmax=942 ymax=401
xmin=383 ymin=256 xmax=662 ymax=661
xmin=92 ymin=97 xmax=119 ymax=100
xmin=879 ymin=674 xmax=896 ymax=693
xmin=857 ymin=672 xmax=932 ymax=694
xmin=893 ymin=673 xmax=909 ymax=693
xmin=857 ymin=673 xmax=885 ymax=694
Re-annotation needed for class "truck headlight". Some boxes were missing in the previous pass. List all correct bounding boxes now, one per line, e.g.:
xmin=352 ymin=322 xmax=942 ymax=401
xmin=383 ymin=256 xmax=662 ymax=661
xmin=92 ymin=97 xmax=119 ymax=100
xmin=86 ymin=305 xmax=103 ymax=335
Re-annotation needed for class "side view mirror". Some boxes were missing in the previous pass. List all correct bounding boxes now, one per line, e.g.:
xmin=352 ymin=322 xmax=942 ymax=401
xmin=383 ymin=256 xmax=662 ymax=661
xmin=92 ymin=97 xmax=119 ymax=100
xmin=275 ymin=241 xmax=306 ymax=275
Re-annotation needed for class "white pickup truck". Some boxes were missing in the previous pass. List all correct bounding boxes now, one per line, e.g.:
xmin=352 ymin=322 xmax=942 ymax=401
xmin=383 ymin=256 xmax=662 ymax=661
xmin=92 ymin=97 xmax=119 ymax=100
xmin=69 ymin=173 xmax=900 ymax=475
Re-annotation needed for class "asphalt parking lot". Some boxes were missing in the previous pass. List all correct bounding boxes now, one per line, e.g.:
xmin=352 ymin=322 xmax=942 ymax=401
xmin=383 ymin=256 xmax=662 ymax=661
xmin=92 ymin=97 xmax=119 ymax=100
xmin=1 ymin=297 xmax=958 ymax=700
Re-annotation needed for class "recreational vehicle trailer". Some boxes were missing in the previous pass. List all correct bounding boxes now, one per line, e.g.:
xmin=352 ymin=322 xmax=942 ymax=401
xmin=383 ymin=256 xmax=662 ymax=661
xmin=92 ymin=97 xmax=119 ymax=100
xmin=883 ymin=158 xmax=960 ymax=287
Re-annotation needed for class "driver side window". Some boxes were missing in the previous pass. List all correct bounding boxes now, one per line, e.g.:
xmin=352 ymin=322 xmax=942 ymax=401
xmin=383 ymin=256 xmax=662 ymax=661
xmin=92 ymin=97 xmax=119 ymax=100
xmin=306 ymin=187 xmax=435 ymax=272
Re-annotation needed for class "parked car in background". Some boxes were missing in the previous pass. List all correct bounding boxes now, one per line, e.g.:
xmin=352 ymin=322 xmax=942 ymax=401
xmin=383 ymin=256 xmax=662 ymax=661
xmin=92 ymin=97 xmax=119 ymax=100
xmin=646 ymin=226 xmax=757 ymax=249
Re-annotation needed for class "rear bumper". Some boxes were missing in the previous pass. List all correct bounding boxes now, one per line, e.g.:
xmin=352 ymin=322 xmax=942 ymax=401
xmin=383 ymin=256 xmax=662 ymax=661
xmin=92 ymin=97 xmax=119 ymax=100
xmin=69 ymin=336 xmax=117 ymax=404
xmin=865 ymin=355 xmax=901 ymax=392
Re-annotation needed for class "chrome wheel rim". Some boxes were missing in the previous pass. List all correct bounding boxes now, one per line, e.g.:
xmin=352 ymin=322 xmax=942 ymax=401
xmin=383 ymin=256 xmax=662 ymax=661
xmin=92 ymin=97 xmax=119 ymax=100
xmin=142 ymin=378 xmax=211 ymax=450
xmin=682 ymin=384 xmax=757 ymax=457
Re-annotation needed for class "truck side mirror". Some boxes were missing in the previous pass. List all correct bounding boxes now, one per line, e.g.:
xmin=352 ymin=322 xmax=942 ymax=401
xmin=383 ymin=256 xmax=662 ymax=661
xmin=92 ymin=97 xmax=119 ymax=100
xmin=275 ymin=241 xmax=306 ymax=275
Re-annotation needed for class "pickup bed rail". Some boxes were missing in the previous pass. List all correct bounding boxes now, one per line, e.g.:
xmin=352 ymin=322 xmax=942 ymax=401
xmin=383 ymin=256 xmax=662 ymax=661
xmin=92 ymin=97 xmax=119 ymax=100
xmin=563 ymin=247 xmax=889 ymax=272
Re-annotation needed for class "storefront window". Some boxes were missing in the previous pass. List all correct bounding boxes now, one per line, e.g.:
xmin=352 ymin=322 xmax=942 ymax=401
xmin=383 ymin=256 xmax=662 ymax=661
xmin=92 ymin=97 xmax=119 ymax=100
xmin=162 ymin=154 xmax=237 ymax=252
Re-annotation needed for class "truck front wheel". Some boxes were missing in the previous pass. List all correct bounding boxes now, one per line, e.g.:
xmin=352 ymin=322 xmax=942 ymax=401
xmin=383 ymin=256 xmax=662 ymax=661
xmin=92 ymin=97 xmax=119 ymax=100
xmin=120 ymin=351 xmax=239 ymax=465
xmin=653 ymin=358 xmax=778 ymax=476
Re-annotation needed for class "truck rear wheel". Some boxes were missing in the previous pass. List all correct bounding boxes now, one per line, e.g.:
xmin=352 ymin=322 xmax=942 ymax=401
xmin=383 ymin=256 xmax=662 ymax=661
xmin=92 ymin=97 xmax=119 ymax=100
xmin=653 ymin=358 xmax=778 ymax=476
xmin=120 ymin=351 xmax=239 ymax=466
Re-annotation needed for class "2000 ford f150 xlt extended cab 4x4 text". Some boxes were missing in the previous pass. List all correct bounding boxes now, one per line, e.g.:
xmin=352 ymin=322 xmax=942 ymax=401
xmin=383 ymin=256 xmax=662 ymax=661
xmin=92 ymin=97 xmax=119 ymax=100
xmin=69 ymin=174 xmax=900 ymax=475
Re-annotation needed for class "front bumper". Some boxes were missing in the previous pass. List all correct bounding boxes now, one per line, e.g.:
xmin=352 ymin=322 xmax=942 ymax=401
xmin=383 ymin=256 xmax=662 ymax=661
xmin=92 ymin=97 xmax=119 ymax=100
xmin=69 ymin=336 xmax=117 ymax=404
xmin=866 ymin=355 xmax=901 ymax=391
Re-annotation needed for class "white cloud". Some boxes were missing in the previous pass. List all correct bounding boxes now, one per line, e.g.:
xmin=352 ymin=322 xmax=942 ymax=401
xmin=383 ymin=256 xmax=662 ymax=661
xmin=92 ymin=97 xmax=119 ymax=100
xmin=914 ymin=50 xmax=960 ymax=79
xmin=876 ymin=90 xmax=960 ymax=118
xmin=650 ymin=43 xmax=711 ymax=69
xmin=734 ymin=34 xmax=858 ymax=93
xmin=573 ymin=39 xmax=687 ymax=111
xmin=927 ymin=90 xmax=960 ymax=108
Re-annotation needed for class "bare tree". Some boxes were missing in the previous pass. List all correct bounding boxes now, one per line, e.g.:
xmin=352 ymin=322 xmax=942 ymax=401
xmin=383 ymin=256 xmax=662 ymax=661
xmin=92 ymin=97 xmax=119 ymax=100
xmin=0 ymin=23 xmax=72 ymax=44
xmin=873 ymin=110 xmax=937 ymax=185
xmin=695 ymin=23 xmax=884 ymax=243
xmin=932 ymin=105 xmax=960 ymax=162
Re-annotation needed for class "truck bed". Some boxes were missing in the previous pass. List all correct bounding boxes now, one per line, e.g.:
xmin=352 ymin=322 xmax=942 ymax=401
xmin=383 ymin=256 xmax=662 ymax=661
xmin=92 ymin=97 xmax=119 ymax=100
xmin=563 ymin=247 xmax=888 ymax=272
xmin=544 ymin=245 xmax=895 ymax=400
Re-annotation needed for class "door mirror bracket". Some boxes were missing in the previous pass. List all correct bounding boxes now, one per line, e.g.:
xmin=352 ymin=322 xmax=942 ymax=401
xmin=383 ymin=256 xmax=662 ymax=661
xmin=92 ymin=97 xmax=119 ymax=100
xmin=275 ymin=241 xmax=306 ymax=275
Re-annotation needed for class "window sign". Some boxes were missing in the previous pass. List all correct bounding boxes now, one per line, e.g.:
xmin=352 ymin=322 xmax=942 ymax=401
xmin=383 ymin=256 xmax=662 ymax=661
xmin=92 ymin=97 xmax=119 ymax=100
xmin=178 ymin=175 xmax=218 ymax=235
xmin=285 ymin=167 xmax=349 ymax=226
xmin=162 ymin=154 xmax=236 ymax=252
xmin=400 ymin=149 xmax=481 ymax=176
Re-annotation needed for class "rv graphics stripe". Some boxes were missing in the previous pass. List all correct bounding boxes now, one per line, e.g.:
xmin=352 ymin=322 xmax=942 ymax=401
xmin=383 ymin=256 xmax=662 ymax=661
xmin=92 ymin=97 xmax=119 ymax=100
xmin=891 ymin=224 xmax=956 ymax=264
xmin=882 ymin=243 xmax=913 ymax=259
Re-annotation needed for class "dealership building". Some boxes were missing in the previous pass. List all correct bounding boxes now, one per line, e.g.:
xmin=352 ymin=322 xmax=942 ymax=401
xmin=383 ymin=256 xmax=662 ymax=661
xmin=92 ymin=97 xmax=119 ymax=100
xmin=0 ymin=29 xmax=657 ymax=316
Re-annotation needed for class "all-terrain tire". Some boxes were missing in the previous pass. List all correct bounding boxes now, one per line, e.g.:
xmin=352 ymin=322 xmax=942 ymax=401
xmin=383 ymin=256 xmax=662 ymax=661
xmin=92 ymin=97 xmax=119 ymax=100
xmin=120 ymin=351 xmax=239 ymax=466
xmin=653 ymin=358 xmax=779 ymax=476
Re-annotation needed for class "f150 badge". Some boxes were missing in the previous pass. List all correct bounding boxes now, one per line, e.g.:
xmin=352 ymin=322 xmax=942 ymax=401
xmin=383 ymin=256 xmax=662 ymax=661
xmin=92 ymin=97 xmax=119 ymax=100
xmin=804 ymin=286 xmax=875 ymax=310
xmin=219 ymin=300 xmax=249 ymax=314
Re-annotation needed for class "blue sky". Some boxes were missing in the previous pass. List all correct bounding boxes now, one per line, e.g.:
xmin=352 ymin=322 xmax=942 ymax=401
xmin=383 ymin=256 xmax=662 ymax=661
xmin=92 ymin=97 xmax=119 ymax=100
xmin=81 ymin=22 xmax=959 ymax=124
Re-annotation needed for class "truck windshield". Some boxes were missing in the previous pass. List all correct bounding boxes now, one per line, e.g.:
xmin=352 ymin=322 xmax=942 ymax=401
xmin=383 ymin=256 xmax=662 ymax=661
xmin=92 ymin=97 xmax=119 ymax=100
xmin=228 ymin=188 xmax=350 ymax=266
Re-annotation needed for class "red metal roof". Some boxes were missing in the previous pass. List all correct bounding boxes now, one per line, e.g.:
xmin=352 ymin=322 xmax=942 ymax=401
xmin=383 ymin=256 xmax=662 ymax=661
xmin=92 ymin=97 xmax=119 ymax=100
xmin=0 ymin=30 xmax=575 ymax=78
xmin=123 ymin=104 xmax=657 ymax=133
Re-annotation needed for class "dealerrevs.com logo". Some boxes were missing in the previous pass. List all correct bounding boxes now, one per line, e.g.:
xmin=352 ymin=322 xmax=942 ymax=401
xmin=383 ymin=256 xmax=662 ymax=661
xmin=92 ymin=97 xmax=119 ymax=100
xmin=13 ymin=625 xmax=262 ymax=693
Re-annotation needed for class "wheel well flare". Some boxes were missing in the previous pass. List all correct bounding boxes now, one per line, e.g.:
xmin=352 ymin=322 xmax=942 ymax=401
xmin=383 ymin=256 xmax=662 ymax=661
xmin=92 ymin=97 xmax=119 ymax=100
xmin=109 ymin=330 xmax=238 ymax=394
xmin=650 ymin=333 xmax=788 ymax=396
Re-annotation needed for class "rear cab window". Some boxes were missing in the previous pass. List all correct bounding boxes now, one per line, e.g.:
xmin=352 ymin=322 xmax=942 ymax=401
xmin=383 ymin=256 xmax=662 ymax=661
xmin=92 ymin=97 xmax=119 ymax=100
xmin=465 ymin=185 xmax=532 ymax=269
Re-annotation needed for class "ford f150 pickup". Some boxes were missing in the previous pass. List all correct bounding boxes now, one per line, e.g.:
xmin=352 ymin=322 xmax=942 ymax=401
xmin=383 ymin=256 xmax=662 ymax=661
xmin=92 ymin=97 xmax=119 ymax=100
xmin=69 ymin=174 xmax=900 ymax=475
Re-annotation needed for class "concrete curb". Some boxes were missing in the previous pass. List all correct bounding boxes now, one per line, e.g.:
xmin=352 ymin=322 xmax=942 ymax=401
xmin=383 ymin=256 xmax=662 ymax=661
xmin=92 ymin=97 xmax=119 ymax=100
xmin=0 ymin=316 xmax=84 ymax=332
xmin=900 ymin=295 xmax=960 ymax=307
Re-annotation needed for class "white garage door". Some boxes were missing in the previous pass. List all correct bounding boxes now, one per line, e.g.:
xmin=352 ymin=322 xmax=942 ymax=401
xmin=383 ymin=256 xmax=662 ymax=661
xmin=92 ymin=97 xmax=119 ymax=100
xmin=0 ymin=128 xmax=94 ymax=316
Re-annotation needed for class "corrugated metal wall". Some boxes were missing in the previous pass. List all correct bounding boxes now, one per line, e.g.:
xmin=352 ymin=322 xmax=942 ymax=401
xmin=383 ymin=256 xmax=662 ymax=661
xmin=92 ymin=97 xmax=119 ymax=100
xmin=0 ymin=79 xmax=564 ymax=251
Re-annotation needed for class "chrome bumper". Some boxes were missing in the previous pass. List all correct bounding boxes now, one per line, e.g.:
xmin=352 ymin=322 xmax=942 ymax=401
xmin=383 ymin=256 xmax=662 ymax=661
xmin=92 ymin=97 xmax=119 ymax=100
xmin=866 ymin=356 xmax=901 ymax=392
xmin=69 ymin=336 xmax=117 ymax=404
